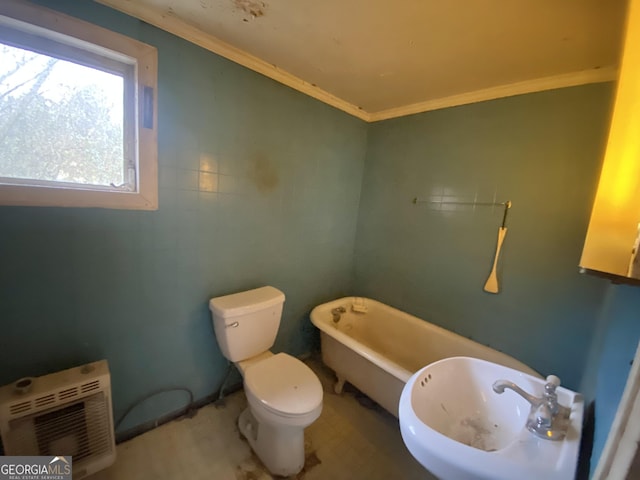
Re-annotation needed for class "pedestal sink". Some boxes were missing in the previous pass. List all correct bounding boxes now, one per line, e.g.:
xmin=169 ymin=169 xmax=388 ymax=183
xmin=399 ymin=356 xmax=584 ymax=480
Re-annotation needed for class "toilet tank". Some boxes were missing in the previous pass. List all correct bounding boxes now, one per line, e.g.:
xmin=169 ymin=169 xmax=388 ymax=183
xmin=209 ymin=286 xmax=285 ymax=362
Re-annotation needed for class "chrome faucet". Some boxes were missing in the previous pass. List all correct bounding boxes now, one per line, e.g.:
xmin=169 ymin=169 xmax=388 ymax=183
xmin=492 ymin=375 xmax=571 ymax=440
xmin=331 ymin=306 xmax=346 ymax=323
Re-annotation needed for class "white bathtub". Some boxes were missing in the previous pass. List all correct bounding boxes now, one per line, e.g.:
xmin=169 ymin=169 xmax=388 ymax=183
xmin=310 ymin=297 xmax=539 ymax=417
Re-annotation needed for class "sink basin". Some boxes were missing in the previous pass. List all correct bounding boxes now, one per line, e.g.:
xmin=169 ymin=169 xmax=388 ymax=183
xmin=399 ymin=356 xmax=584 ymax=480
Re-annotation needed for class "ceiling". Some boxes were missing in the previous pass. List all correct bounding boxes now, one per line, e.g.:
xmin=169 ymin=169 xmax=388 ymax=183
xmin=96 ymin=0 xmax=628 ymax=121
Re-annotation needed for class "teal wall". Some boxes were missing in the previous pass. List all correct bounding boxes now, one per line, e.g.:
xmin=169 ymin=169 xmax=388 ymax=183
xmin=0 ymin=5 xmax=637 ymax=469
xmin=355 ymin=83 xmax=640 ymax=475
xmin=586 ymin=284 xmax=640 ymax=475
xmin=354 ymin=84 xmax=614 ymax=389
xmin=0 ymin=1 xmax=367 ymax=431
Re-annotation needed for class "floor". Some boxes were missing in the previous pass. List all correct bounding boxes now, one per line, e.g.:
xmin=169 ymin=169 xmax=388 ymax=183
xmin=88 ymin=357 xmax=430 ymax=480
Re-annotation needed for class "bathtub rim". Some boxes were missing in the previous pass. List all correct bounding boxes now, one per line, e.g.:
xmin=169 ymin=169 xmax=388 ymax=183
xmin=310 ymin=296 xmax=540 ymax=379
xmin=311 ymin=297 xmax=414 ymax=382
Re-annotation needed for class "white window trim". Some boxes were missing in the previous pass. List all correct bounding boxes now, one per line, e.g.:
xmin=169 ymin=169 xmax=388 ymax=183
xmin=0 ymin=0 xmax=158 ymax=210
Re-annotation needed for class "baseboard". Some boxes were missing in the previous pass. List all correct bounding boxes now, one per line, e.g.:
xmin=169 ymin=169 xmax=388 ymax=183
xmin=115 ymin=381 xmax=243 ymax=444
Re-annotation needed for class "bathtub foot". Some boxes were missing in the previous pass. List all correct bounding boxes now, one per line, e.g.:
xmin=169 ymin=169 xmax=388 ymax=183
xmin=334 ymin=375 xmax=346 ymax=395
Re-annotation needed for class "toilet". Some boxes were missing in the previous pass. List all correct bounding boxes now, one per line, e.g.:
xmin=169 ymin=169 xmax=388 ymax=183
xmin=209 ymin=286 xmax=323 ymax=476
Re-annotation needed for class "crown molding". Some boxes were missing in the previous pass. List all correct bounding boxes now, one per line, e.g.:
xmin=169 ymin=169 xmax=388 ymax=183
xmin=96 ymin=1 xmax=616 ymax=124
xmin=368 ymin=67 xmax=618 ymax=122
xmin=95 ymin=0 xmax=371 ymax=121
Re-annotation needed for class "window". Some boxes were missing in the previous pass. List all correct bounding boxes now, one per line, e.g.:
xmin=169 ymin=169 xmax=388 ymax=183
xmin=0 ymin=1 xmax=157 ymax=209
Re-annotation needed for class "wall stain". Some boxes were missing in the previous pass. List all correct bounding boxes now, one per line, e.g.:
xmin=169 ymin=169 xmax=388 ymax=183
xmin=248 ymin=152 xmax=279 ymax=194
xmin=233 ymin=0 xmax=267 ymax=19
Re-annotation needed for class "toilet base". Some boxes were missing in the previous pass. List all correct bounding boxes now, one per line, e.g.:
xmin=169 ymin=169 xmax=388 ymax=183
xmin=238 ymin=408 xmax=305 ymax=476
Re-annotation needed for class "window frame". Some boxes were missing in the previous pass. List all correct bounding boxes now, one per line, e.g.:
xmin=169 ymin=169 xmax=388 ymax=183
xmin=0 ymin=0 xmax=158 ymax=210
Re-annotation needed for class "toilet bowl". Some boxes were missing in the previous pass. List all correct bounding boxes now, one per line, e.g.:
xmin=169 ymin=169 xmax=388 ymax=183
xmin=209 ymin=287 xmax=323 ymax=476
xmin=238 ymin=352 xmax=322 ymax=475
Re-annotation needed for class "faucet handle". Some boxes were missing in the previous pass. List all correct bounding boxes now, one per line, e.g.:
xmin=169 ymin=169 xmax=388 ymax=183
xmin=546 ymin=375 xmax=560 ymax=386
xmin=545 ymin=375 xmax=561 ymax=393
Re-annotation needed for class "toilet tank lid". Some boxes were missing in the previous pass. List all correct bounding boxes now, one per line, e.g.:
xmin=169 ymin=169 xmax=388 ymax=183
xmin=209 ymin=286 xmax=285 ymax=318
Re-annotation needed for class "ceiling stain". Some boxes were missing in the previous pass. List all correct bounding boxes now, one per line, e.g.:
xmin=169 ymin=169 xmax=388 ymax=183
xmin=233 ymin=0 xmax=266 ymax=20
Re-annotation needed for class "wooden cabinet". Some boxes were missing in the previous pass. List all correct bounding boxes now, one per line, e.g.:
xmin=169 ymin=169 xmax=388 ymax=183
xmin=580 ymin=0 xmax=640 ymax=279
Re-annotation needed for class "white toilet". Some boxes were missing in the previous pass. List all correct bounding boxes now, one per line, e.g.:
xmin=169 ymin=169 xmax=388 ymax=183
xmin=209 ymin=286 xmax=323 ymax=476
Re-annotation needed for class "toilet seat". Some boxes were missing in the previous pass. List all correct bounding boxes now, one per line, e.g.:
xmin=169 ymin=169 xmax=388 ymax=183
xmin=244 ymin=353 xmax=322 ymax=417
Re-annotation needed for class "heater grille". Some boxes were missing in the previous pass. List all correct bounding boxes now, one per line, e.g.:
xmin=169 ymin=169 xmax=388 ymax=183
xmin=59 ymin=387 xmax=79 ymax=401
xmin=34 ymin=394 xmax=55 ymax=409
xmin=6 ymin=392 xmax=113 ymax=465
xmin=0 ymin=360 xmax=116 ymax=479
xmin=9 ymin=401 xmax=31 ymax=416
xmin=81 ymin=381 xmax=100 ymax=394
xmin=6 ymin=378 xmax=107 ymax=418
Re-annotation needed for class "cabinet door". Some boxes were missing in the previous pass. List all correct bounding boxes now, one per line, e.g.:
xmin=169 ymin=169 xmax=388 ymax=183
xmin=580 ymin=0 xmax=640 ymax=279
